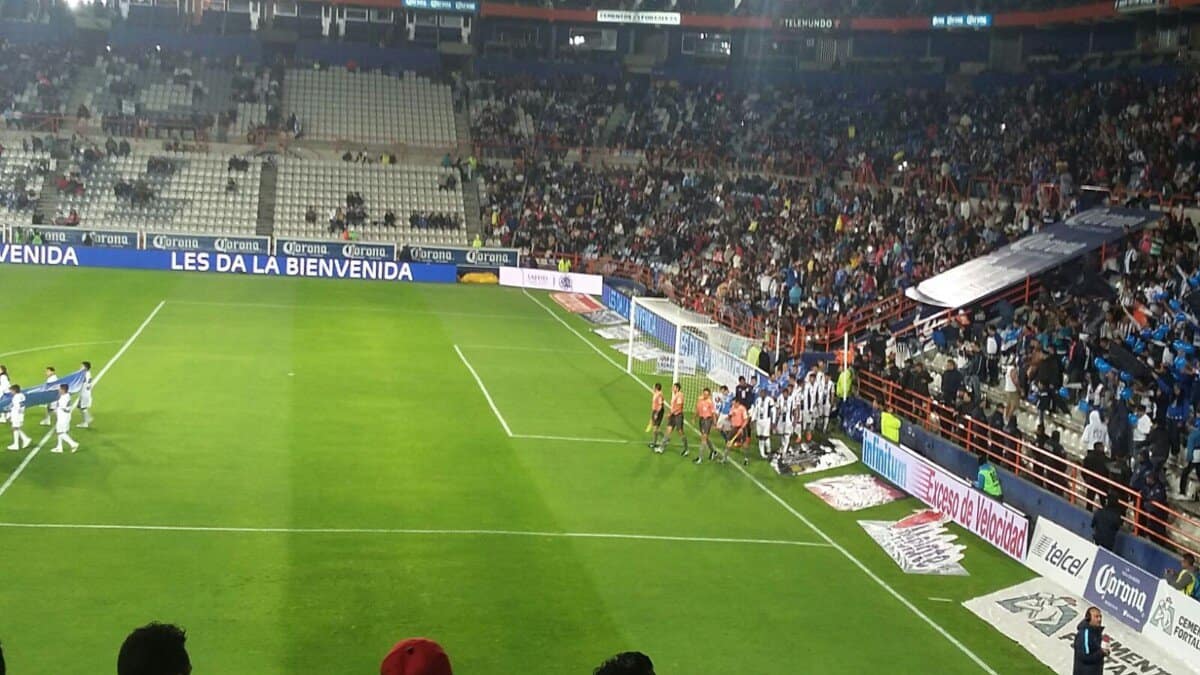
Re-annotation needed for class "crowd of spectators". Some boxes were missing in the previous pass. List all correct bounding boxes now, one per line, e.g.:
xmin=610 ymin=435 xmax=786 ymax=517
xmin=481 ymin=153 xmax=1062 ymax=336
xmin=867 ymin=211 xmax=1200 ymax=543
xmin=0 ymin=39 xmax=78 ymax=126
xmin=475 ymin=72 xmax=1200 ymax=203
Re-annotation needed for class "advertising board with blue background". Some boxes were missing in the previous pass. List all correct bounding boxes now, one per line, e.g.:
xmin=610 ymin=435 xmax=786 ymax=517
xmin=144 ymin=231 xmax=271 ymax=255
xmin=276 ymin=237 xmax=396 ymax=261
xmin=0 ymin=244 xmax=455 ymax=283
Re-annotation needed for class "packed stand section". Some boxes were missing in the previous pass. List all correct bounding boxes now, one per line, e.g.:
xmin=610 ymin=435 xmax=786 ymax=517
xmin=474 ymin=73 xmax=1200 ymax=203
xmin=52 ymin=138 xmax=262 ymax=233
xmin=878 ymin=214 xmax=1200 ymax=542
xmin=275 ymin=154 xmax=466 ymax=246
xmin=469 ymin=77 xmax=619 ymax=152
xmin=480 ymin=157 xmax=1050 ymax=335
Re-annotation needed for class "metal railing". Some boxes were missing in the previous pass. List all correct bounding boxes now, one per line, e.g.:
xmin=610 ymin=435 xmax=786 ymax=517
xmin=856 ymin=368 xmax=1200 ymax=558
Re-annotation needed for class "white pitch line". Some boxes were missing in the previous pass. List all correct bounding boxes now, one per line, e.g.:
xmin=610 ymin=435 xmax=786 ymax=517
xmin=0 ymin=521 xmax=834 ymax=548
xmin=0 ymin=340 xmax=123 ymax=360
xmin=0 ymin=300 xmax=166 ymax=501
xmin=928 ymin=597 xmax=956 ymax=603
xmin=453 ymin=344 xmax=513 ymax=437
xmin=169 ymin=299 xmax=552 ymax=322
xmin=512 ymin=434 xmax=633 ymax=445
xmin=522 ymin=288 xmax=999 ymax=675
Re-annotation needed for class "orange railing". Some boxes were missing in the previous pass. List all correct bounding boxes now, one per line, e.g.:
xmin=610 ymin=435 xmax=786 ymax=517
xmin=856 ymin=368 xmax=1200 ymax=558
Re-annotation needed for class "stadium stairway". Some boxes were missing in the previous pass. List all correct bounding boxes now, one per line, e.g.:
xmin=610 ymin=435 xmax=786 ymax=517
xmin=256 ymin=159 xmax=277 ymax=237
xmin=35 ymin=169 xmax=63 ymax=225
xmin=454 ymin=109 xmax=473 ymax=157
xmin=461 ymin=177 xmax=483 ymax=240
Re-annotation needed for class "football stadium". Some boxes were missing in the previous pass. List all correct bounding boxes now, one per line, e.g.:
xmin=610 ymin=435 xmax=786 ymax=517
xmin=1 ymin=1 xmax=1200 ymax=674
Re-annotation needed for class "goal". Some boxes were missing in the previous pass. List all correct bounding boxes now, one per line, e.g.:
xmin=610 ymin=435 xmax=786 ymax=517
xmin=625 ymin=297 xmax=767 ymax=416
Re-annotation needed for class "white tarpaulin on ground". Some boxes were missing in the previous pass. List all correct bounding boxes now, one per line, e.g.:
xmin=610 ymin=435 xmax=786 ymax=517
xmin=805 ymin=474 xmax=906 ymax=511
xmin=859 ymin=509 xmax=968 ymax=576
xmin=964 ymin=578 xmax=1193 ymax=674
xmin=593 ymin=325 xmax=633 ymax=341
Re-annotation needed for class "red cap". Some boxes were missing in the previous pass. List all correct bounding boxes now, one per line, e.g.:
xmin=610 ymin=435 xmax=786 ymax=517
xmin=381 ymin=638 xmax=452 ymax=675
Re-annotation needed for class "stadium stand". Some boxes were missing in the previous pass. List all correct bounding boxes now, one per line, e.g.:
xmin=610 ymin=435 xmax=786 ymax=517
xmin=274 ymin=157 xmax=466 ymax=245
xmin=283 ymin=68 xmax=455 ymax=146
xmin=57 ymin=149 xmax=261 ymax=233
xmin=0 ymin=145 xmax=49 ymax=213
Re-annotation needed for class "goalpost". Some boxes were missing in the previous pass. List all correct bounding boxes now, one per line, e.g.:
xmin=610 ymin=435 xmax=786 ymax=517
xmin=625 ymin=297 xmax=767 ymax=416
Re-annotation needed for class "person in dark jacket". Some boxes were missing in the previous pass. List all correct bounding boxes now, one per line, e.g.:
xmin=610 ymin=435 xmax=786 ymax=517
xmin=1092 ymin=492 xmax=1124 ymax=550
xmin=1082 ymin=442 xmax=1110 ymax=510
xmin=941 ymin=359 xmax=964 ymax=407
xmin=1073 ymin=606 xmax=1107 ymax=675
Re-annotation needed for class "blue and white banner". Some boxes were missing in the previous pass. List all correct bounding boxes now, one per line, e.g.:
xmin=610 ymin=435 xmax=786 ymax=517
xmin=24 ymin=226 xmax=140 ymax=249
xmin=907 ymin=207 xmax=1160 ymax=308
xmin=0 ymin=368 xmax=87 ymax=413
xmin=404 ymin=245 xmax=519 ymax=269
xmin=0 ymin=245 xmax=455 ymax=283
xmin=145 ymin=232 xmax=271 ymax=255
xmin=276 ymin=238 xmax=396 ymax=262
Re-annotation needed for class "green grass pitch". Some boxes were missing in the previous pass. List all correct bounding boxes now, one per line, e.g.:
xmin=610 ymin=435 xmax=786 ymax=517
xmin=0 ymin=266 xmax=1048 ymax=674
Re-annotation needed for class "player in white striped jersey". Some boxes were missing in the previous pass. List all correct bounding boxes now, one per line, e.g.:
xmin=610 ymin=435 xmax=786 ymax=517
xmin=775 ymin=385 xmax=793 ymax=452
xmin=39 ymin=366 xmax=57 ymax=426
xmin=7 ymin=384 xmax=32 ymax=451
xmin=801 ymin=372 xmax=819 ymax=440
xmin=0 ymin=365 xmax=10 ymax=423
xmin=50 ymin=384 xmax=79 ymax=454
xmin=751 ymin=387 xmax=776 ymax=459
xmin=77 ymin=361 xmax=93 ymax=428
xmin=783 ymin=383 xmax=802 ymax=453
xmin=821 ymin=376 xmax=837 ymax=432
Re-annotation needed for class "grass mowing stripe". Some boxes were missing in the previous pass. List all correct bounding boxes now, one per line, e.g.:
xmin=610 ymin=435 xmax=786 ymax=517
xmin=0 ymin=300 xmax=165 ymax=501
xmin=522 ymin=288 xmax=1000 ymax=675
xmin=453 ymin=343 xmax=513 ymax=437
xmin=0 ymin=521 xmax=835 ymax=548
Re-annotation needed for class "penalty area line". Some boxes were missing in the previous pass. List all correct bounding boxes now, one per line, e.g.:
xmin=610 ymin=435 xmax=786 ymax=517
xmin=0 ymin=340 xmax=123 ymax=360
xmin=522 ymin=288 xmax=999 ymax=675
xmin=0 ymin=300 xmax=166 ymax=501
xmin=0 ymin=521 xmax=834 ymax=548
xmin=453 ymin=344 xmax=513 ymax=437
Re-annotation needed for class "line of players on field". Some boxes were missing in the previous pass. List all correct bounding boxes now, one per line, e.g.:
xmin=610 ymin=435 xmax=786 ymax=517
xmin=647 ymin=364 xmax=839 ymax=465
xmin=0 ymin=362 xmax=93 ymax=454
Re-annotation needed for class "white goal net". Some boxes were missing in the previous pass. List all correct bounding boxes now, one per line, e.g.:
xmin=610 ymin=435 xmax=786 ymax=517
xmin=625 ymin=297 xmax=767 ymax=426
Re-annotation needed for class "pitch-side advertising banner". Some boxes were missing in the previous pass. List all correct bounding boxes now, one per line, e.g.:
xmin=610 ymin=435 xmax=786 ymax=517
xmin=0 ymin=244 xmax=455 ymax=283
xmin=275 ymin=237 xmax=397 ymax=262
xmin=23 ymin=225 xmax=139 ymax=249
xmin=1026 ymin=517 xmax=1097 ymax=597
xmin=964 ymin=577 xmax=1191 ymax=675
xmin=144 ymin=232 xmax=271 ymax=255
xmin=498 ymin=266 xmax=603 ymax=295
xmin=861 ymin=429 xmax=1029 ymax=561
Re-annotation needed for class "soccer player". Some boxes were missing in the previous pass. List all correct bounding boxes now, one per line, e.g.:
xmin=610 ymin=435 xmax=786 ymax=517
xmin=7 ymin=384 xmax=32 ymax=451
xmin=666 ymin=382 xmax=689 ymax=457
xmin=801 ymin=371 xmax=819 ymax=441
xmin=751 ymin=386 xmax=776 ymax=459
xmin=50 ymin=384 xmax=79 ymax=454
xmin=694 ymin=387 xmax=716 ymax=464
xmin=77 ymin=360 xmax=94 ymax=428
xmin=725 ymin=398 xmax=750 ymax=464
xmin=777 ymin=384 xmax=795 ymax=454
xmin=0 ymin=365 xmax=9 ymax=423
xmin=39 ymin=366 xmax=57 ymax=426
xmin=647 ymin=383 xmax=665 ymax=453
xmin=734 ymin=375 xmax=754 ymax=409
xmin=715 ymin=384 xmax=733 ymax=447
xmin=822 ymin=372 xmax=837 ymax=432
